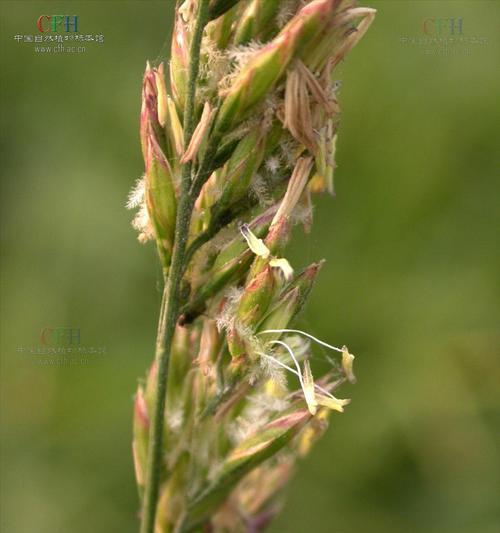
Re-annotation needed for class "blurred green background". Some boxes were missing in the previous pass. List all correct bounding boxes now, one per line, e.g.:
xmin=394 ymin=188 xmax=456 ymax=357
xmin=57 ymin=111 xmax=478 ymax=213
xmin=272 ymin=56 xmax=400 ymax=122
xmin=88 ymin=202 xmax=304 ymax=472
xmin=1 ymin=1 xmax=499 ymax=532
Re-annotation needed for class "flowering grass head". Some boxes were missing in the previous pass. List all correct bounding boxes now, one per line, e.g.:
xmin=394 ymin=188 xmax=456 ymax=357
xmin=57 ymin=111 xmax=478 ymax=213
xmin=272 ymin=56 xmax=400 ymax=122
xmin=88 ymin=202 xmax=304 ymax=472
xmin=129 ymin=1 xmax=375 ymax=531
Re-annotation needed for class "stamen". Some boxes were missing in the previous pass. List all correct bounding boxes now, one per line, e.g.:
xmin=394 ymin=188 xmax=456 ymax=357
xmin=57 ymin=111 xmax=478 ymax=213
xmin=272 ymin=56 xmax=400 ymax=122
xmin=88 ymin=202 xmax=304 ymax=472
xmin=269 ymin=258 xmax=294 ymax=281
xmin=259 ymin=351 xmax=343 ymax=401
xmin=341 ymin=345 xmax=356 ymax=384
xmin=240 ymin=224 xmax=271 ymax=258
xmin=266 ymin=340 xmax=341 ymax=401
xmin=271 ymin=340 xmax=304 ymax=384
xmin=258 ymin=328 xmax=344 ymax=353
xmin=302 ymin=360 xmax=317 ymax=415
xmin=258 ymin=352 xmax=299 ymax=379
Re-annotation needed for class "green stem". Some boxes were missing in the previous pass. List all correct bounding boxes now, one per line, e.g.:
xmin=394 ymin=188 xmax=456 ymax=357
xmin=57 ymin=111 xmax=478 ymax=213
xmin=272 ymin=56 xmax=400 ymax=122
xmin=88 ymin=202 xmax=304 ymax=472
xmin=140 ymin=2 xmax=210 ymax=533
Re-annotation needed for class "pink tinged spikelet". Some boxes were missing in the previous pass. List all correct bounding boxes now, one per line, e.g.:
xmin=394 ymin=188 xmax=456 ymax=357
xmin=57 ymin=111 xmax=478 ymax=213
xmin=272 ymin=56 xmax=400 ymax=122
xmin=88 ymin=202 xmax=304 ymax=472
xmin=138 ymin=62 xmax=179 ymax=266
xmin=133 ymin=387 xmax=149 ymax=488
xmin=165 ymin=96 xmax=184 ymax=162
xmin=170 ymin=11 xmax=190 ymax=112
xmin=144 ymin=133 xmax=177 ymax=263
xmin=226 ymin=157 xmax=312 ymax=358
xmin=214 ymin=0 xmax=343 ymax=135
xmin=154 ymin=63 xmax=168 ymax=128
xmin=181 ymin=101 xmax=214 ymax=163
